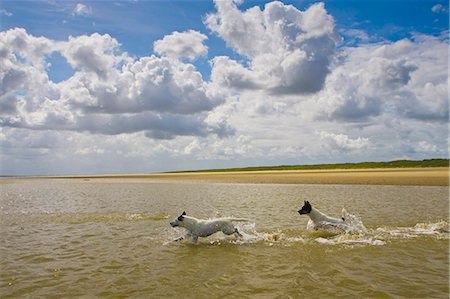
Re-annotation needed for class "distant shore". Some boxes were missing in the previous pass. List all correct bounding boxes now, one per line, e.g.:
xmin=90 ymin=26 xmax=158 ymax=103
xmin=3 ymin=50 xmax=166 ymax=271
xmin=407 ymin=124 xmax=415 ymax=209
xmin=5 ymin=167 xmax=449 ymax=186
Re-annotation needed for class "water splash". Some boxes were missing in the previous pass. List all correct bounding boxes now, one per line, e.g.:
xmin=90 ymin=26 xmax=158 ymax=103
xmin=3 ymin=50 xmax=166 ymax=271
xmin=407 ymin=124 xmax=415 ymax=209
xmin=163 ymin=221 xmax=306 ymax=246
xmin=160 ymin=211 xmax=448 ymax=247
xmin=306 ymin=209 xmax=366 ymax=236
xmin=375 ymin=221 xmax=450 ymax=239
xmin=313 ymin=220 xmax=449 ymax=247
xmin=163 ymin=217 xmax=449 ymax=247
xmin=315 ymin=235 xmax=386 ymax=246
xmin=234 ymin=222 xmax=304 ymax=245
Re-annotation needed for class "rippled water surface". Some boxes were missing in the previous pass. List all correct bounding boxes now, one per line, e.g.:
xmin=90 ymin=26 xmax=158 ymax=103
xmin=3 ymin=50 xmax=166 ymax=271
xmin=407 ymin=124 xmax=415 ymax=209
xmin=1 ymin=179 xmax=448 ymax=298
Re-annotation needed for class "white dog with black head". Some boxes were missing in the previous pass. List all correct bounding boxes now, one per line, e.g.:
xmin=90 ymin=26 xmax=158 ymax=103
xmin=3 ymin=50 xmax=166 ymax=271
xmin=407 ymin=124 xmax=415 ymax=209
xmin=170 ymin=211 xmax=248 ymax=243
xmin=297 ymin=201 xmax=346 ymax=230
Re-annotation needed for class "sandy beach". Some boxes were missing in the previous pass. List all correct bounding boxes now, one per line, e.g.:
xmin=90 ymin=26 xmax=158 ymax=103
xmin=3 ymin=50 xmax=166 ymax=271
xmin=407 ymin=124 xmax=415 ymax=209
xmin=11 ymin=167 xmax=448 ymax=186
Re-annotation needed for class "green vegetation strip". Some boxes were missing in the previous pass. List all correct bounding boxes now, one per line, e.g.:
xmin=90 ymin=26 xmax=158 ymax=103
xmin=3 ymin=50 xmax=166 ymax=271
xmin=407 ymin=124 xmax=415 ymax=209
xmin=167 ymin=159 xmax=449 ymax=173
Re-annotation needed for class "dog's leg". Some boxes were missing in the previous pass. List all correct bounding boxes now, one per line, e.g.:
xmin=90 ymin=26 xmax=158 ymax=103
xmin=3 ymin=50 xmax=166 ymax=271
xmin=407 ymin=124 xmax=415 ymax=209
xmin=222 ymin=224 xmax=243 ymax=238
xmin=172 ymin=232 xmax=191 ymax=242
xmin=191 ymin=235 xmax=198 ymax=244
xmin=221 ymin=224 xmax=235 ymax=236
xmin=233 ymin=228 xmax=243 ymax=238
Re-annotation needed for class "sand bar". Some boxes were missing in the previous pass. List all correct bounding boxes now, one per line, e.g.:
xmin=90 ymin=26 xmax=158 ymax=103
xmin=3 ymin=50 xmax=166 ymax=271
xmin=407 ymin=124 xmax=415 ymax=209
xmin=6 ymin=167 xmax=448 ymax=186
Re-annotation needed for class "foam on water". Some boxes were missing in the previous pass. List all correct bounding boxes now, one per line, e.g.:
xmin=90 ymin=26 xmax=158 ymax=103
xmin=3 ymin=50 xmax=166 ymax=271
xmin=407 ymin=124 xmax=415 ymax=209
xmin=315 ymin=235 xmax=386 ymax=246
xmin=312 ymin=220 xmax=449 ymax=246
xmin=309 ymin=211 xmax=449 ymax=247
xmin=234 ymin=222 xmax=305 ymax=245
xmin=162 ymin=213 xmax=449 ymax=247
xmin=25 ymin=211 xmax=448 ymax=247
xmin=375 ymin=220 xmax=450 ymax=239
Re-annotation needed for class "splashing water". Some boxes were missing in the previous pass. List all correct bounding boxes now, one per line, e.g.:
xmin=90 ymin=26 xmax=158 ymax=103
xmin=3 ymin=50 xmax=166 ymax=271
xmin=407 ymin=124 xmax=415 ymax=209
xmin=163 ymin=214 xmax=448 ymax=247
xmin=306 ymin=210 xmax=449 ymax=247
xmin=234 ymin=222 xmax=305 ymax=245
xmin=306 ymin=209 xmax=366 ymax=235
xmin=312 ymin=219 xmax=449 ymax=247
xmin=315 ymin=235 xmax=387 ymax=246
xmin=163 ymin=221 xmax=306 ymax=246
xmin=375 ymin=220 xmax=450 ymax=239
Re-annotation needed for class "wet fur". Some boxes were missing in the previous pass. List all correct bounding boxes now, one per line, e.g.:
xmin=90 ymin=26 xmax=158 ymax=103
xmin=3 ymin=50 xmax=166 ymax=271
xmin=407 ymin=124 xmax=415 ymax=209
xmin=298 ymin=201 xmax=345 ymax=229
xmin=170 ymin=212 xmax=247 ymax=243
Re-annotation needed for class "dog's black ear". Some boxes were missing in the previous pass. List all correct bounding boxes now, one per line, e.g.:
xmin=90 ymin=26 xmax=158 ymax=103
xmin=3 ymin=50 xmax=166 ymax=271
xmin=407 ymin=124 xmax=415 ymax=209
xmin=178 ymin=211 xmax=186 ymax=221
xmin=305 ymin=201 xmax=312 ymax=213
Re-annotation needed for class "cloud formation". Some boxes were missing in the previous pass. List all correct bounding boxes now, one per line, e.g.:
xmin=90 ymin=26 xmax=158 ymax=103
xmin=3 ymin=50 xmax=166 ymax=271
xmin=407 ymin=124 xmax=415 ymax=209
xmin=315 ymin=37 xmax=448 ymax=122
xmin=205 ymin=1 xmax=340 ymax=94
xmin=320 ymin=131 xmax=370 ymax=151
xmin=0 ymin=1 xmax=448 ymax=175
xmin=154 ymin=30 xmax=208 ymax=60
xmin=0 ymin=28 xmax=229 ymax=140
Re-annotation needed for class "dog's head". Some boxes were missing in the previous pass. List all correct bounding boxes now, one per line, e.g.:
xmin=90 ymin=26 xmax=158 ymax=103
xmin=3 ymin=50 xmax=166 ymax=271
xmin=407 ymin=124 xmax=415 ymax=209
xmin=298 ymin=201 xmax=312 ymax=215
xmin=170 ymin=211 xmax=186 ymax=227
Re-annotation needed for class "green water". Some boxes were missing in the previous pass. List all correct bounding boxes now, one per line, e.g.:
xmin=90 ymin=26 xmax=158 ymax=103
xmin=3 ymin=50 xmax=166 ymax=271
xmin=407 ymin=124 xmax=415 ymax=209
xmin=1 ymin=180 xmax=448 ymax=298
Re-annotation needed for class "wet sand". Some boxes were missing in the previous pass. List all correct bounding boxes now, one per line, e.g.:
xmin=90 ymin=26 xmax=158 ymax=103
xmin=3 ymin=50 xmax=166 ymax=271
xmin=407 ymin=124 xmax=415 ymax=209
xmin=10 ymin=167 xmax=448 ymax=186
xmin=154 ymin=167 xmax=450 ymax=186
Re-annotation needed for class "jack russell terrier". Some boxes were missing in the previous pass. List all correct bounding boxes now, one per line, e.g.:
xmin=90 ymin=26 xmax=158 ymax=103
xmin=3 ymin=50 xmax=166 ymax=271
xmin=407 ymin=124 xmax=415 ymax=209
xmin=298 ymin=201 xmax=346 ymax=230
xmin=170 ymin=211 xmax=248 ymax=243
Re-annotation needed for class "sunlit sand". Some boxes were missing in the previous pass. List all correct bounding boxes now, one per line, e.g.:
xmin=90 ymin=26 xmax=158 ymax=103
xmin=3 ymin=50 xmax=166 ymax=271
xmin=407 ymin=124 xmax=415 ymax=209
xmin=10 ymin=167 xmax=448 ymax=186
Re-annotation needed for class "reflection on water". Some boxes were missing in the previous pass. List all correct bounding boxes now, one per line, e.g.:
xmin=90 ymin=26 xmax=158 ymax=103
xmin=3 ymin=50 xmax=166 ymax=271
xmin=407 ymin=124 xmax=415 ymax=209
xmin=1 ymin=180 xmax=448 ymax=298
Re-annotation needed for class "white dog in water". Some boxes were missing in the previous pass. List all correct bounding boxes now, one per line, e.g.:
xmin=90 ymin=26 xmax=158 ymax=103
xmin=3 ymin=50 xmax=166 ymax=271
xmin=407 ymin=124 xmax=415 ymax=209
xmin=298 ymin=201 xmax=346 ymax=230
xmin=170 ymin=211 xmax=248 ymax=243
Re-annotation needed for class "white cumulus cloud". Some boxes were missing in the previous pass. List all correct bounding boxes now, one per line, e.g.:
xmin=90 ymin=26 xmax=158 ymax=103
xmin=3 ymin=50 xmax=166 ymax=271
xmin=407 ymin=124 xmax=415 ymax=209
xmin=154 ymin=30 xmax=208 ymax=60
xmin=320 ymin=131 xmax=370 ymax=151
xmin=315 ymin=36 xmax=448 ymax=122
xmin=1 ymin=1 xmax=448 ymax=175
xmin=205 ymin=1 xmax=340 ymax=94
xmin=61 ymin=33 xmax=127 ymax=79
xmin=0 ymin=28 xmax=231 ymax=140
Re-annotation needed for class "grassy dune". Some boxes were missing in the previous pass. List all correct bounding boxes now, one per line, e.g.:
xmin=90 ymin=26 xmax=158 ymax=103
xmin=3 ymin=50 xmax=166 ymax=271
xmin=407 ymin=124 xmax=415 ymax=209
xmin=167 ymin=159 xmax=449 ymax=173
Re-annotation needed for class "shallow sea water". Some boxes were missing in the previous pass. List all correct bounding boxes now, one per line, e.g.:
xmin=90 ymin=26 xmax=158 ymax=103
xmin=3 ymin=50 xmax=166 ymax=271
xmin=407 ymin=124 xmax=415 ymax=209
xmin=0 ymin=179 xmax=448 ymax=298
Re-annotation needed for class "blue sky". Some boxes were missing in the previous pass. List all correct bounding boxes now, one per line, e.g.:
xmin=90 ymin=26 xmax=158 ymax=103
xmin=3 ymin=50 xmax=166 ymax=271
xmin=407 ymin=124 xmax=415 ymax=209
xmin=0 ymin=0 xmax=448 ymax=175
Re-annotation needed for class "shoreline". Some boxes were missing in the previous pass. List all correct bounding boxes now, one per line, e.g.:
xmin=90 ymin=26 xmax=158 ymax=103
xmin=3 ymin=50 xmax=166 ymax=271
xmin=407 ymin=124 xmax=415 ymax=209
xmin=3 ymin=167 xmax=449 ymax=186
